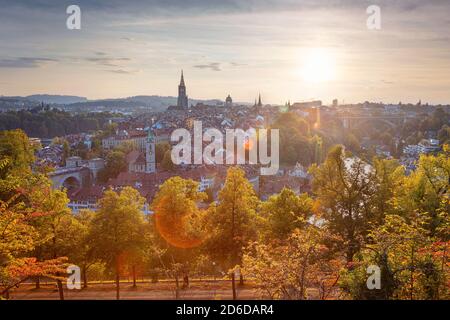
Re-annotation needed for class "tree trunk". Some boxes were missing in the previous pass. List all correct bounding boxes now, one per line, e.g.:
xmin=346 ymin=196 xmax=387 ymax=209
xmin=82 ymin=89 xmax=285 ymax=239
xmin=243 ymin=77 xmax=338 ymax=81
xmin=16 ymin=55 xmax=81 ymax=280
xmin=82 ymin=267 xmax=88 ymax=288
xmin=175 ymin=275 xmax=180 ymax=300
xmin=231 ymin=272 xmax=237 ymax=300
xmin=35 ymin=276 xmax=40 ymax=289
xmin=132 ymin=265 xmax=137 ymax=288
xmin=183 ymin=274 xmax=189 ymax=288
xmin=115 ymin=256 xmax=120 ymax=300
xmin=57 ymin=279 xmax=64 ymax=300
xmin=239 ymin=273 xmax=244 ymax=286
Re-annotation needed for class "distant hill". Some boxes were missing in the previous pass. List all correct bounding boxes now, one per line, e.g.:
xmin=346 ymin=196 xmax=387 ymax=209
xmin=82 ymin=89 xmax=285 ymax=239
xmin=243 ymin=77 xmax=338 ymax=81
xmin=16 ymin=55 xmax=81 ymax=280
xmin=66 ymin=95 xmax=224 ymax=109
xmin=26 ymin=95 xmax=88 ymax=104
xmin=0 ymin=94 xmax=246 ymax=111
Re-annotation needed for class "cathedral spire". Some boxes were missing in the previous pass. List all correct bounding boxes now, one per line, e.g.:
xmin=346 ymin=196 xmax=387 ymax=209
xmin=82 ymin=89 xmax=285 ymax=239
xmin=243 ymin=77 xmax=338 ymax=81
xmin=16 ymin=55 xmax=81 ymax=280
xmin=180 ymin=70 xmax=185 ymax=86
xmin=257 ymin=93 xmax=262 ymax=107
xmin=177 ymin=70 xmax=188 ymax=108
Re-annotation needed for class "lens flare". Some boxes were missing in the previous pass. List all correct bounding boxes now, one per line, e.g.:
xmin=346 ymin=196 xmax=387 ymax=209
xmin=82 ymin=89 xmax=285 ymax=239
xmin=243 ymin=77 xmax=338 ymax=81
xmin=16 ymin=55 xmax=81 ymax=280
xmin=154 ymin=196 xmax=203 ymax=249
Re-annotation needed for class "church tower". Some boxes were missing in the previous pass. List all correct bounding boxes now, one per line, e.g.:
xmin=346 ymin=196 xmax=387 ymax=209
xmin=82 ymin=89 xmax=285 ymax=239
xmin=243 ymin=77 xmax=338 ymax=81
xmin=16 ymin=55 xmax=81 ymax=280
xmin=257 ymin=93 xmax=263 ymax=107
xmin=145 ymin=129 xmax=156 ymax=173
xmin=177 ymin=70 xmax=189 ymax=109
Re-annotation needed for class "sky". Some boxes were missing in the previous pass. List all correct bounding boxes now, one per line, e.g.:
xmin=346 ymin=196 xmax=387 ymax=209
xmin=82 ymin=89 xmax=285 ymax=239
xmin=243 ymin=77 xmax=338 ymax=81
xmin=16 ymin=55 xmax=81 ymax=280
xmin=0 ymin=0 xmax=450 ymax=105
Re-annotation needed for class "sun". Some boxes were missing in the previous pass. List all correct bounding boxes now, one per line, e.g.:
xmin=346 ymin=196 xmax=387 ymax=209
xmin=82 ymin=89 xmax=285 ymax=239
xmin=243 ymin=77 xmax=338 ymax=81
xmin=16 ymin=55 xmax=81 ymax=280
xmin=300 ymin=48 xmax=336 ymax=83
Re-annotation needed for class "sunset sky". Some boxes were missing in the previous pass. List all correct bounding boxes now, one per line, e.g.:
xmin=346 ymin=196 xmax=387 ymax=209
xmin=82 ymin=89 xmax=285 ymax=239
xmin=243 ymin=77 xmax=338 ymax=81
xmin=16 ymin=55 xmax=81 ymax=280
xmin=1 ymin=0 xmax=450 ymax=104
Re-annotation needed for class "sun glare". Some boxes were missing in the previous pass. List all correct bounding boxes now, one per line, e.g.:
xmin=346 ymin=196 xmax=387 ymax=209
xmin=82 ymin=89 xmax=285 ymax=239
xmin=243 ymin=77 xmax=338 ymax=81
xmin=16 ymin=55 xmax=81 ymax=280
xmin=300 ymin=48 xmax=336 ymax=83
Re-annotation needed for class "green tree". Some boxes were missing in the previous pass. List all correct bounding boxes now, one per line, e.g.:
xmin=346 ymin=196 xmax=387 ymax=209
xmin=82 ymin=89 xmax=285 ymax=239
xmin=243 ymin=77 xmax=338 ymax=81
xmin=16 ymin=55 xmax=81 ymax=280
xmin=261 ymin=188 xmax=313 ymax=240
xmin=88 ymin=187 xmax=147 ymax=299
xmin=0 ymin=129 xmax=35 ymax=179
xmin=204 ymin=167 xmax=259 ymax=297
xmin=97 ymin=150 xmax=127 ymax=182
xmin=161 ymin=150 xmax=174 ymax=171
xmin=71 ymin=209 xmax=97 ymax=288
xmin=340 ymin=215 xmax=449 ymax=300
xmin=28 ymin=183 xmax=79 ymax=299
xmin=309 ymin=145 xmax=377 ymax=262
xmin=272 ymin=112 xmax=312 ymax=165
xmin=396 ymin=151 xmax=450 ymax=238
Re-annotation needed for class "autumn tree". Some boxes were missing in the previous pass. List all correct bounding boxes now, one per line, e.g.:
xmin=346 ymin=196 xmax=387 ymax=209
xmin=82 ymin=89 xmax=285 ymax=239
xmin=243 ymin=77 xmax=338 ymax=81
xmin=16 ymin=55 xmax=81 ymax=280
xmin=151 ymin=177 xmax=205 ymax=293
xmin=88 ymin=187 xmax=147 ymax=299
xmin=309 ymin=145 xmax=378 ymax=262
xmin=28 ymin=183 xmax=79 ymax=299
xmin=0 ymin=131 xmax=69 ymax=298
xmin=161 ymin=150 xmax=174 ymax=171
xmin=340 ymin=215 xmax=449 ymax=300
xmin=155 ymin=142 xmax=171 ymax=163
xmin=261 ymin=188 xmax=313 ymax=240
xmin=395 ymin=150 xmax=450 ymax=238
xmin=70 ymin=209 xmax=96 ymax=288
xmin=0 ymin=129 xmax=35 ymax=182
xmin=243 ymin=225 xmax=342 ymax=300
xmin=204 ymin=167 xmax=259 ymax=297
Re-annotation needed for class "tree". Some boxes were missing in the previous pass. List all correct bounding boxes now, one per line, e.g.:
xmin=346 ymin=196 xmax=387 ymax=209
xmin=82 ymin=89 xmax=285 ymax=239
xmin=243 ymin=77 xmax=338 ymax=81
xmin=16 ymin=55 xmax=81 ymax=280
xmin=88 ymin=187 xmax=147 ymax=299
xmin=340 ymin=215 xmax=449 ymax=300
xmin=0 ymin=129 xmax=35 ymax=179
xmin=309 ymin=145 xmax=378 ymax=262
xmin=272 ymin=112 xmax=312 ymax=165
xmin=370 ymin=157 xmax=405 ymax=225
xmin=261 ymin=188 xmax=313 ymax=240
xmin=97 ymin=150 xmax=127 ymax=182
xmin=242 ymin=226 xmax=342 ymax=300
xmin=156 ymin=142 xmax=171 ymax=163
xmin=204 ymin=167 xmax=259 ymax=297
xmin=27 ymin=179 xmax=81 ymax=299
xmin=0 ymin=180 xmax=69 ymax=298
xmin=161 ymin=150 xmax=174 ymax=171
xmin=71 ymin=209 xmax=96 ymax=288
xmin=151 ymin=177 xmax=205 ymax=293
xmin=396 ymin=151 xmax=449 ymax=238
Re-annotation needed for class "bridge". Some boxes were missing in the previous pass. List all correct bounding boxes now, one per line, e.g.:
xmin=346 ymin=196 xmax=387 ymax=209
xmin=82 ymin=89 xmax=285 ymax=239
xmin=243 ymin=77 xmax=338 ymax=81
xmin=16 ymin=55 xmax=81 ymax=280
xmin=48 ymin=166 xmax=91 ymax=193
xmin=336 ymin=114 xmax=413 ymax=130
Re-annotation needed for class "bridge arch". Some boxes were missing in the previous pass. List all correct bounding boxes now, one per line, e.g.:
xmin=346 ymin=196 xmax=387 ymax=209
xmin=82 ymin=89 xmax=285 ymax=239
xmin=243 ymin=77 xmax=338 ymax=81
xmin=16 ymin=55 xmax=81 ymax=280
xmin=62 ymin=175 xmax=81 ymax=193
xmin=347 ymin=118 xmax=398 ymax=131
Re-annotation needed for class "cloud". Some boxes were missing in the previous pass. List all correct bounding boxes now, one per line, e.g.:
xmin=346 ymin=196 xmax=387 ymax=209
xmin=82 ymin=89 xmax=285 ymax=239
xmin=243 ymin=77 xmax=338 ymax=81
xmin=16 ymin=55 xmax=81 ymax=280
xmin=85 ymin=56 xmax=130 ymax=67
xmin=108 ymin=69 xmax=141 ymax=74
xmin=193 ymin=62 xmax=221 ymax=71
xmin=230 ymin=62 xmax=247 ymax=67
xmin=0 ymin=57 xmax=57 ymax=68
xmin=2 ymin=0 xmax=446 ymax=16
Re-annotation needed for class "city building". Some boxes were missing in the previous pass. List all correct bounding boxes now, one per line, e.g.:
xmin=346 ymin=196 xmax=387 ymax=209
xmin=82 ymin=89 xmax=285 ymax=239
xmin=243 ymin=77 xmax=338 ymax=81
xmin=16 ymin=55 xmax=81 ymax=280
xmin=418 ymin=139 xmax=440 ymax=154
xmin=102 ymin=129 xmax=147 ymax=151
xmin=225 ymin=94 xmax=233 ymax=107
xmin=177 ymin=70 xmax=189 ymax=109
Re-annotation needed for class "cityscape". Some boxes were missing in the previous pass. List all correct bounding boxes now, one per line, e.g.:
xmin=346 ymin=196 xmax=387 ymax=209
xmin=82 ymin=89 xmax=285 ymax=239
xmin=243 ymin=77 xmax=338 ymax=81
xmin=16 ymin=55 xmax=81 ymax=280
xmin=0 ymin=0 xmax=449 ymax=307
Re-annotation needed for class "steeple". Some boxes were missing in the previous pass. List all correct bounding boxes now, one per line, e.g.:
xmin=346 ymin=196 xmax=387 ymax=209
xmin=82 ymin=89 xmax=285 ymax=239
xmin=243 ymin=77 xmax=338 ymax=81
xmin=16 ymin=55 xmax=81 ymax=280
xmin=180 ymin=70 xmax=185 ymax=87
xmin=177 ymin=70 xmax=188 ymax=108
xmin=257 ymin=94 xmax=262 ymax=107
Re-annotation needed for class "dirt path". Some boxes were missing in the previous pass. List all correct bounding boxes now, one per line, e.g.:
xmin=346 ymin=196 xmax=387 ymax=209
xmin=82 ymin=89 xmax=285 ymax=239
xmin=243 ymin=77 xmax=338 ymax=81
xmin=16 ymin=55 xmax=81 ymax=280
xmin=8 ymin=280 xmax=262 ymax=300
